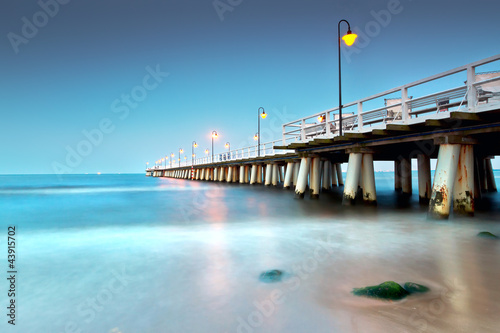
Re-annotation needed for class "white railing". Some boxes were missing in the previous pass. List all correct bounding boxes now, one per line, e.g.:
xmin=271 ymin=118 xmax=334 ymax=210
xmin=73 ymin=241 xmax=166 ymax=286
xmin=282 ymin=54 xmax=500 ymax=144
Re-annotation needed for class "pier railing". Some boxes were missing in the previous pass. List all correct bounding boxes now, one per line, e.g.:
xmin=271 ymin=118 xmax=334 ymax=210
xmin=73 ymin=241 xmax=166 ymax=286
xmin=282 ymin=54 xmax=500 ymax=144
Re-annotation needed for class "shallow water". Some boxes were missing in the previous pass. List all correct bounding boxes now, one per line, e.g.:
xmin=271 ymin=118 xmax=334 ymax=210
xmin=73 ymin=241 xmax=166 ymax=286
xmin=0 ymin=173 xmax=499 ymax=332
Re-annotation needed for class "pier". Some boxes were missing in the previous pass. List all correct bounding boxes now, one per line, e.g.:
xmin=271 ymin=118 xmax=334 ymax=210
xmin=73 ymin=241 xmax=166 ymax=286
xmin=147 ymin=55 xmax=500 ymax=218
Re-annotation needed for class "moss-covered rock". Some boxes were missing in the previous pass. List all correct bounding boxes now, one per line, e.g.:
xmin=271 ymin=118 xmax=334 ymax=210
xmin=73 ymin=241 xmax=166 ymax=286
xmin=477 ymin=231 xmax=498 ymax=239
xmin=352 ymin=281 xmax=409 ymax=300
xmin=259 ymin=270 xmax=283 ymax=283
xmin=403 ymin=282 xmax=430 ymax=293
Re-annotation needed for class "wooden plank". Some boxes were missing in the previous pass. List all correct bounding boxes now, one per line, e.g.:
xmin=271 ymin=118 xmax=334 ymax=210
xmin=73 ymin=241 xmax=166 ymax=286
xmin=386 ymin=124 xmax=412 ymax=131
xmin=450 ymin=111 xmax=482 ymax=121
xmin=344 ymin=132 xmax=372 ymax=139
xmin=371 ymin=129 xmax=390 ymax=136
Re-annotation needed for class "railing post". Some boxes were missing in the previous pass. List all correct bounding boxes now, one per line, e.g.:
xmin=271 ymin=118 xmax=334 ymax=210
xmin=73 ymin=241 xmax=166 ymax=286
xmin=401 ymin=87 xmax=409 ymax=123
xmin=467 ymin=65 xmax=477 ymax=112
xmin=282 ymin=125 xmax=286 ymax=145
xmin=325 ymin=112 xmax=331 ymax=136
xmin=301 ymin=119 xmax=306 ymax=141
xmin=357 ymin=102 xmax=363 ymax=131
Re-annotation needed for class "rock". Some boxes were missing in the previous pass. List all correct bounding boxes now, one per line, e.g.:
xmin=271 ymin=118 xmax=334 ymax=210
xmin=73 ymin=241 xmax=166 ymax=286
xmin=259 ymin=270 xmax=283 ymax=283
xmin=403 ymin=282 xmax=430 ymax=293
xmin=477 ymin=231 xmax=498 ymax=239
xmin=352 ymin=281 xmax=409 ymax=300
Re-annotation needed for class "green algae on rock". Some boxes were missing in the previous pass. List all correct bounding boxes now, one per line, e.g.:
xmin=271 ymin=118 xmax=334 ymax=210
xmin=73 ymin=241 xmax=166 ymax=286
xmin=477 ymin=231 xmax=498 ymax=239
xmin=352 ymin=281 xmax=409 ymax=300
xmin=403 ymin=282 xmax=430 ymax=293
xmin=259 ymin=270 xmax=283 ymax=283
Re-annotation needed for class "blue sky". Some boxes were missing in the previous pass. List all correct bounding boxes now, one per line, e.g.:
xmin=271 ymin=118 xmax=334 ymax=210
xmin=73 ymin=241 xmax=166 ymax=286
xmin=1 ymin=0 xmax=499 ymax=174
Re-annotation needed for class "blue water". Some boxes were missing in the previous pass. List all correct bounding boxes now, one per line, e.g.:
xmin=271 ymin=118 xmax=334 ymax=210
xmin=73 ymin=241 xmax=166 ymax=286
xmin=1 ymin=173 xmax=499 ymax=332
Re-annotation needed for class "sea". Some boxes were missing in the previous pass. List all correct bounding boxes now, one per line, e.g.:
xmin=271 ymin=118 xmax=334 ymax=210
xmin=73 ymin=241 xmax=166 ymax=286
xmin=0 ymin=172 xmax=499 ymax=333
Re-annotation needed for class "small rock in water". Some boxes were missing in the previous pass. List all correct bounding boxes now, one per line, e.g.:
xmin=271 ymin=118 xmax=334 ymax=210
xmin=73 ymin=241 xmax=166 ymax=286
xmin=352 ymin=281 xmax=409 ymax=300
xmin=403 ymin=282 xmax=430 ymax=293
xmin=259 ymin=270 xmax=283 ymax=283
xmin=477 ymin=231 xmax=498 ymax=239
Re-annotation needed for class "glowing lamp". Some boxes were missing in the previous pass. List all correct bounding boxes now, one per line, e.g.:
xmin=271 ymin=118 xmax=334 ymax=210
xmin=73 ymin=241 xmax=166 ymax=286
xmin=342 ymin=30 xmax=357 ymax=46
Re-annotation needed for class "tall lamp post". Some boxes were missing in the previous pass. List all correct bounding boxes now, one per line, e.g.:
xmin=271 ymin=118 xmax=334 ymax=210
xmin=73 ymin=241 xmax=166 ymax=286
xmin=192 ymin=141 xmax=197 ymax=166
xmin=170 ymin=153 xmax=174 ymax=168
xmin=178 ymin=148 xmax=183 ymax=167
xmin=205 ymin=149 xmax=209 ymax=164
xmin=225 ymin=142 xmax=230 ymax=160
xmin=257 ymin=107 xmax=267 ymax=157
xmin=211 ymin=131 xmax=218 ymax=163
xmin=338 ymin=19 xmax=357 ymax=137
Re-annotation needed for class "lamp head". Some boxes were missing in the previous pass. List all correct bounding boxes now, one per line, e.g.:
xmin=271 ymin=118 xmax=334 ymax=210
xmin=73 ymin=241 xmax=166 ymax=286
xmin=342 ymin=29 xmax=357 ymax=46
xmin=317 ymin=115 xmax=325 ymax=123
xmin=193 ymin=142 xmax=198 ymax=148
xmin=253 ymin=134 xmax=258 ymax=141
xmin=261 ymin=110 xmax=267 ymax=119
xmin=212 ymin=131 xmax=218 ymax=138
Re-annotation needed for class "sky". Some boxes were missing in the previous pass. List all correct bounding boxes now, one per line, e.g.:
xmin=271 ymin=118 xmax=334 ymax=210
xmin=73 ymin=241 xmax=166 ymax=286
xmin=1 ymin=0 xmax=500 ymax=174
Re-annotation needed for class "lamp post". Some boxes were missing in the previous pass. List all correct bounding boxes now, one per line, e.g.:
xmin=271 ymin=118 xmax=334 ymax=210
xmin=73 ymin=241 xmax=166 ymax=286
xmin=192 ymin=141 xmax=197 ymax=166
xmin=178 ymin=148 xmax=183 ymax=167
xmin=257 ymin=107 xmax=267 ymax=157
xmin=205 ymin=149 xmax=209 ymax=164
xmin=225 ymin=142 xmax=230 ymax=160
xmin=165 ymin=155 xmax=168 ymax=169
xmin=146 ymin=162 xmax=149 ymax=170
xmin=170 ymin=153 xmax=174 ymax=168
xmin=211 ymin=131 xmax=218 ymax=163
xmin=184 ymin=156 xmax=187 ymax=166
xmin=338 ymin=19 xmax=357 ymax=137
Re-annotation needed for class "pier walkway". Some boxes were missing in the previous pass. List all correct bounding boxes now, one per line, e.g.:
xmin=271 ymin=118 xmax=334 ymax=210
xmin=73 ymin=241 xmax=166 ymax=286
xmin=147 ymin=55 xmax=500 ymax=218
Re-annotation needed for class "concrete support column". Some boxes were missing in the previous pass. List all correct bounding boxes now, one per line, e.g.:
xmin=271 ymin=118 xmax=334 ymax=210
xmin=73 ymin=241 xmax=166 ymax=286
xmin=361 ymin=154 xmax=377 ymax=204
xmin=417 ymin=154 xmax=432 ymax=204
xmin=271 ymin=164 xmax=279 ymax=186
xmin=295 ymin=157 xmax=311 ymax=198
xmin=284 ymin=162 xmax=294 ymax=189
xmin=257 ymin=165 xmax=263 ymax=184
xmin=292 ymin=161 xmax=300 ymax=188
xmin=219 ymin=167 xmax=225 ymax=182
xmin=401 ymin=157 xmax=412 ymax=195
xmin=278 ymin=166 xmax=284 ymax=184
xmin=310 ymin=157 xmax=321 ymax=199
xmin=322 ymin=160 xmax=331 ymax=192
xmin=485 ymin=158 xmax=497 ymax=192
xmin=233 ymin=166 xmax=238 ymax=182
xmin=244 ymin=166 xmax=249 ymax=183
xmin=336 ymin=163 xmax=344 ymax=186
xmin=394 ymin=160 xmax=402 ymax=192
xmin=331 ymin=163 xmax=338 ymax=187
xmin=342 ymin=153 xmax=362 ymax=205
xmin=429 ymin=144 xmax=461 ymax=219
xmin=453 ymin=145 xmax=475 ymax=215
xmin=265 ymin=164 xmax=272 ymax=186
xmin=200 ymin=168 xmax=205 ymax=180
xmin=213 ymin=167 xmax=218 ymax=181
xmin=227 ymin=166 xmax=233 ymax=183
xmin=250 ymin=164 xmax=258 ymax=185
xmin=239 ymin=166 xmax=245 ymax=184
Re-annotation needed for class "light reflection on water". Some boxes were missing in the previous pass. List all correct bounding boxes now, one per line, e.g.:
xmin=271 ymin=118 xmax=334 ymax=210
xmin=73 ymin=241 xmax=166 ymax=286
xmin=1 ymin=174 xmax=499 ymax=332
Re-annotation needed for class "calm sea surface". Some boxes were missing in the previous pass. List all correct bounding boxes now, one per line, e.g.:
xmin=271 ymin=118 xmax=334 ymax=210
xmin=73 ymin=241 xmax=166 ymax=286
xmin=1 ymin=172 xmax=499 ymax=332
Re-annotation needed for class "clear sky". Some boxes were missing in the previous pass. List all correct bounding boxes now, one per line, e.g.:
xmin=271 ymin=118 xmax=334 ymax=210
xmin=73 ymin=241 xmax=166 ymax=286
xmin=1 ymin=0 xmax=499 ymax=174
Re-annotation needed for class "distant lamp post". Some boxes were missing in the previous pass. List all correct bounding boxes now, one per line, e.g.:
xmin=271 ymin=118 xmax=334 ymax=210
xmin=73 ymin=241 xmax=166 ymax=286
xmin=192 ymin=141 xmax=198 ymax=166
xmin=254 ymin=133 xmax=258 ymax=141
xmin=184 ymin=156 xmax=187 ymax=166
xmin=161 ymin=158 xmax=165 ymax=169
xmin=146 ymin=162 xmax=149 ymax=170
xmin=165 ymin=155 xmax=168 ymax=168
xmin=170 ymin=153 xmax=174 ymax=168
xmin=178 ymin=148 xmax=183 ymax=167
xmin=257 ymin=107 xmax=267 ymax=157
xmin=338 ymin=19 xmax=357 ymax=136
xmin=205 ymin=149 xmax=209 ymax=163
xmin=211 ymin=131 xmax=218 ymax=163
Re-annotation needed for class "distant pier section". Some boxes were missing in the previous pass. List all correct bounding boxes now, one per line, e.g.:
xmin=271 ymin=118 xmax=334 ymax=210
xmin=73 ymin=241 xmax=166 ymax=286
xmin=147 ymin=55 xmax=500 ymax=218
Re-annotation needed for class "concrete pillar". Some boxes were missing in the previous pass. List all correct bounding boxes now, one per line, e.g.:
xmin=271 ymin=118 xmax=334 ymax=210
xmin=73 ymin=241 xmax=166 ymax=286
xmin=219 ymin=167 xmax=225 ymax=182
xmin=322 ymin=160 xmax=331 ymax=192
xmin=417 ymin=154 xmax=432 ymax=204
xmin=284 ymin=162 xmax=294 ymax=189
xmin=485 ymin=158 xmax=497 ymax=192
xmin=239 ymin=166 xmax=245 ymax=183
xmin=210 ymin=168 xmax=214 ymax=181
xmin=361 ymin=154 xmax=377 ymax=205
xmin=257 ymin=165 xmax=263 ymax=184
xmin=336 ymin=163 xmax=344 ymax=186
xmin=401 ymin=157 xmax=412 ymax=195
xmin=265 ymin=164 xmax=272 ymax=186
xmin=429 ymin=144 xmax=460 ymax=219
xmin=394 ymin=160 xmax=402 ymax=191
xmin=342 ymin=153 xmax=362 ymax=205
xmin=271 ymin=164 xmax=279 ymax=186
xmin=200 ymin=168 xmax=205 ymax=180
xmin=213 ymin=167 xmax=218 ymax=181
xmin=453 ymin=145 xmax=475 ymax=215
xmin=227 ymin=166 xmax=233 ymax=183
xmin=311 ymin=157 xmax=321 ymax=199
xmin=293 ymin=161 xmax=300 ymax=188
xmin=331 ymin=163 xmax=338 ymax=187
xmin=244 ymin=166 xmax=249 ymax=183
xmin=278 ymin=166 xmax=284 ymax=184
xmin=233 ymin=166 xmax=238 ymax=182
xmin=295 ymin=157 xmax=311 ymax=198
xmin=250 ymin=164 xmax=257 ymax=184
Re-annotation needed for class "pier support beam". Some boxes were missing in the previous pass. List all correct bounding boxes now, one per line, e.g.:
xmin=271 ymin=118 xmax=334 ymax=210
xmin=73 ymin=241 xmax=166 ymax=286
xmin=219 ymin=167 xmax=225 ymax=182
xmin=240 ymin=166 xmax=245 ymax=184
xmin=342 ymin=153 xmax=362 ymax=205
xmin=257 ymin=165 xmax=263 ymax=184
xmin=361 ymin=154 xmax=377 ymax=205
xmin=293 ymin=161 xmax=300 ymax=188
xmin=417 ymin=154 xmax=432 ymax=204
xmin=401 ymin=157 xmax=412 ymax=195
xmin=453 ymin=145 xmax=475 ymax=215
xmin=322 ymin=160 xmax=331 ymax=192
xmin=331 ymin=163 xmax=338 ymax=187
xmin=213 ymin=168 xmax=218 ymax=181
xmin=394 ymin=160 xmax=402 ymax=192
xmin=295 ymin=157 xmax=311 ymax=198
xmin=227 ymin=166 xmax=233 ymax=183
xmin=272 ymin=164 xmax=279 ymax=186
xmin=284 ymin=162 xmax=294 ymax=189
xmin=485 ymin=158 xmax=497 ymax=192
xmin=244 ymin=166 xmax=249 ymax=183
xmin=265 ymin=164 xmax=272 ymax=186
xmin=310 ymin=157 xmax=321 ymax=199
xmin=429 ymin=144 xmax=461 ymax=219
xmin=336 ymin=163 xmax=344 ymax=186
xmin=250 ymin=164 xmax=257 ymax=185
